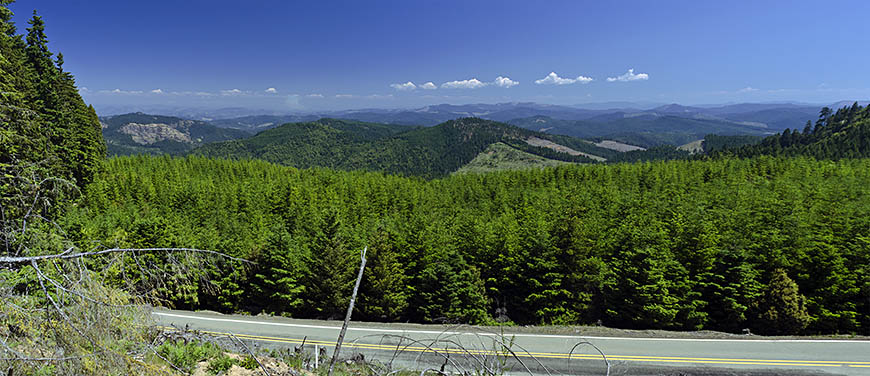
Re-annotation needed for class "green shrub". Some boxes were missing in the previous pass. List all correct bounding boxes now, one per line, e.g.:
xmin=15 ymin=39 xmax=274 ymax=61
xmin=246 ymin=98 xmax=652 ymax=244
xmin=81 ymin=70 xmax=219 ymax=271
xmin=239 ymin=355 xmax=259 ymax=370
xmin=157 ymin=340 xmax=222 ymax=372
xmin=207 ymin=354 xmax=236 ymax=374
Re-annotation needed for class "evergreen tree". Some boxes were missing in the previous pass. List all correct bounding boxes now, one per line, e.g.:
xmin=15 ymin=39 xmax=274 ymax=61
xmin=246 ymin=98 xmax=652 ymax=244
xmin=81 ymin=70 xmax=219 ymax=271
xmin=1 ymin=4 xmax=105 ymax=191
xmin=753 ymin=269 xmax=811 ymax=335
xmin=251 ymin=228 xmax=307 ymax=315
xmin=358 ymin=226 xmax=410 ymax=321
xmin=302 ymin=211 xmax=356 ymax=319
xmin=25 ymin=11 xmax=58 ymax=111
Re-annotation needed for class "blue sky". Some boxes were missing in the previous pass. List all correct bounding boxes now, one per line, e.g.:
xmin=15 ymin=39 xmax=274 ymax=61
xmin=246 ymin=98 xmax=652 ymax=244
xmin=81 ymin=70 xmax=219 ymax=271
xmin=10 ymin=0 xmax=870 ymax=112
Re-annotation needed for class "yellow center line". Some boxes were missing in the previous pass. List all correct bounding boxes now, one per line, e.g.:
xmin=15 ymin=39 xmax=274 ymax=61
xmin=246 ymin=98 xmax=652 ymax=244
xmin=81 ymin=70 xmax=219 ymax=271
xmin=159 ymin=327 xmax=869 ymax=368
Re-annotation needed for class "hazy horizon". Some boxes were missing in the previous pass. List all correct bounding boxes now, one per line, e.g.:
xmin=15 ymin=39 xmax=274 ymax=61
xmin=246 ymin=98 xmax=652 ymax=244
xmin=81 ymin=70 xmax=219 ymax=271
xmin=93 ymin=99 xmax=869 ymax=120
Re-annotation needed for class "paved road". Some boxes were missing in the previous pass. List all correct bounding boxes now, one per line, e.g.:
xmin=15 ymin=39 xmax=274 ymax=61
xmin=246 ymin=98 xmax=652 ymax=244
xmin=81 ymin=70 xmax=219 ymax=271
xmin=153 ymin=309 xmax=870 ymax=375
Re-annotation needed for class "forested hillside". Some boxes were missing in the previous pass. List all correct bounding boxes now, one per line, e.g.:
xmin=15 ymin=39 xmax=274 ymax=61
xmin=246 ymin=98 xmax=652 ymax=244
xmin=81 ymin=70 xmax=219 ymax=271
xmin=0 ymin=7 xmax=104 ymax=192
xmin=195 ymin=118 xmax=614 ymax=178
xmin=101 ymin=112 xmax=248 ymax=156
xmin=192 ymin=118 xmax=413 ymax=169
xmin=68 ymin=155 xmax=870 ymax=335
xmin=714 ymin=103 xmax=870 ymax=159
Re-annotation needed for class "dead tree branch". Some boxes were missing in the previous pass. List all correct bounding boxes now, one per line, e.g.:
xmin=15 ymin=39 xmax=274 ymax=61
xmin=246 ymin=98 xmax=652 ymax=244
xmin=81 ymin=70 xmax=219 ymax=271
xmin=0 ymin=247 xmax=254 ymax=265
xmin=228 ymin=331 xmax=272 ymax=376
xmin=327 ymin=246 xmax=367 ymax=376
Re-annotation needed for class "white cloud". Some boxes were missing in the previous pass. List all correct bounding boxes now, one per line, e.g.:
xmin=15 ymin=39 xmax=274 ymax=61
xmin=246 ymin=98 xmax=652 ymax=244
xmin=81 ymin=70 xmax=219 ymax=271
xmin=494 ymin=76 xmax=519 ymax=88
xmin=79 ymin=87 xmax=89 ymax=93
xmin=151 ymin=89 xmax=163 ymax=94
xmin=161 ymin=90 xmax=213 ymax=96
xmin=390 ymin=81 xmax=417 ymax=91
xmin=441 ymin=78 xmax=488 ymax=89
xmin=420 ymin=82 xmax=437 ymax=90
xmin=738 ymin=86 xmax=758 ymax=93
xmin=104 ymin=88 xmax=143 ymax=94
xmin=306 ymin=93 xmax=324 ymax=98
xmin=606 ymin=69 xmax=649 ymax=82
xmin=535 ymin=72 xmax=593 ymax=85
xmin=221 ymin=88 xmax=243 ymax=95
xmin=366 ymin=94 xmax=394 ymax=99
xmin=265 ymin=87 xmax=277 ymax=93
xmin=335 ymin=94 xmax=354 ymax=98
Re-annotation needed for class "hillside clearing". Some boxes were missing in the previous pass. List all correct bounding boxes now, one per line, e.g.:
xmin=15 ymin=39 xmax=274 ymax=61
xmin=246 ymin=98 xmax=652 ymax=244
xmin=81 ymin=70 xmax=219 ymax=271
xmin=525 ymin=136 xmax=606 ymax=161
xmin=454 ymin=142 xmax=573 ymax=174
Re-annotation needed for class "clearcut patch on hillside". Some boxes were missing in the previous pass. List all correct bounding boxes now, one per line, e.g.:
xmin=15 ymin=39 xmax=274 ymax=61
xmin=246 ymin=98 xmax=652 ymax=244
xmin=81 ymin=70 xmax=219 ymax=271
xmin=525 ymin=136 xmax=607 ymax=161
xmin=678 ymin=139 xmax=705 ymax=153
xmin=454 ymin=142 xmax=572 ymax=174
xmin=594 ymin=140 xmax=646 ymax=152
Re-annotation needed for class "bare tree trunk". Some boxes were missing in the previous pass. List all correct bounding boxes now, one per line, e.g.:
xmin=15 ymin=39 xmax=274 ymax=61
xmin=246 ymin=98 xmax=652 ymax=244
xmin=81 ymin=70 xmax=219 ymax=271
xmin=327 ymin=246 xmax=366 ymax=376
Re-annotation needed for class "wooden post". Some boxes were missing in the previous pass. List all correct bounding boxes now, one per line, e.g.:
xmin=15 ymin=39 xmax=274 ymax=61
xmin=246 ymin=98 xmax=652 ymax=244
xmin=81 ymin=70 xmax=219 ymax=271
xmin=327 ymin=246 xmax=367 ymax=376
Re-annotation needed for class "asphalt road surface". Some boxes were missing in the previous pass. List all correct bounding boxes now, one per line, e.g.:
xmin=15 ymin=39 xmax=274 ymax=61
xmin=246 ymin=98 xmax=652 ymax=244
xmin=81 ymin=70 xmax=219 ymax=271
xmin=153 ymin=309 xmax=870 ymax=375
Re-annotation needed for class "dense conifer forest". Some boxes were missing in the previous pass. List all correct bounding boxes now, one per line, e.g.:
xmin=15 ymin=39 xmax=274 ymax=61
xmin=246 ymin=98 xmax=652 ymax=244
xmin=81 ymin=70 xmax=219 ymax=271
xmin=65 ymin=155 xmax=870 ymax=335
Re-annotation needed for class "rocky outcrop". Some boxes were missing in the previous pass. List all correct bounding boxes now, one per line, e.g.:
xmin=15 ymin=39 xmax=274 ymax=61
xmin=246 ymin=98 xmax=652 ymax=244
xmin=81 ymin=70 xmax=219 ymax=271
xmin=119 ymin=122 xmax=193 ymax=144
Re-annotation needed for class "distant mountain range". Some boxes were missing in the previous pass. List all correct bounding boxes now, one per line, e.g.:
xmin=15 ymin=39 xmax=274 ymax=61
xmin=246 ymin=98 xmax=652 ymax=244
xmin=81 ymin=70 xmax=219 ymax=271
xmin=98 ymin=102 xmax=863 ymax=150
xmin=185 ymin=102 xmax=835 ymax=148
xmin=99 ymin=101 xmax=870 ymax=177
xmin=98 ymin=101 xmax=864 ymax=166
xmin=200 ymin=103 xmax=614 ymax=132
